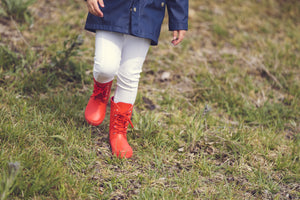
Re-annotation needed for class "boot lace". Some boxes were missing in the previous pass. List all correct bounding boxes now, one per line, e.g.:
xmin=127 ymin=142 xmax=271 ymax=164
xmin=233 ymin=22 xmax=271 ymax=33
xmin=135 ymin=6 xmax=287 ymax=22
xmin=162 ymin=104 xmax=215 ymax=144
xmin=91 ymin=82 xmax=110 ymax=102
xmin=112 ymin=110 xmax=134 ymax=135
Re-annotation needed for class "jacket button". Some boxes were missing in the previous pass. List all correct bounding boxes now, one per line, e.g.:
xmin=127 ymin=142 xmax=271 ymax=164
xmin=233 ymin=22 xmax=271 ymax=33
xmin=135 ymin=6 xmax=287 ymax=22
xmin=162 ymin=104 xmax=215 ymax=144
xmin=161 ymin=2 xmax=165 ymax=7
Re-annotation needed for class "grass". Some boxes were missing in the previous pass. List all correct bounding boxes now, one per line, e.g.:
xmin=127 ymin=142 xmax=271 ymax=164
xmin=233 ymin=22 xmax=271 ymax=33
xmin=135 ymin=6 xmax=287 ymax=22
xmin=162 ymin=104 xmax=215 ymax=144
xmin=0 ymin=0 xmax=300 ymax=199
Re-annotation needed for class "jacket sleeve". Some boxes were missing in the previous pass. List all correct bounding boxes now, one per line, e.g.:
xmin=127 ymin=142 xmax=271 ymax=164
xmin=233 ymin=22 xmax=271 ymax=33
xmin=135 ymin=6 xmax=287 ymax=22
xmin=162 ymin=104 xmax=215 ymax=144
xmin=166 ymin=0 xmax=189 ymax=31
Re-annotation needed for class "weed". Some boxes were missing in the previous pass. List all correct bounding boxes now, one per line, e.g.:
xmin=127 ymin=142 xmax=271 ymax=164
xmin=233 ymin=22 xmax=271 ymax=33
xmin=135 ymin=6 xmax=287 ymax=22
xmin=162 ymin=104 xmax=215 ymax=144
xmin=50 ymin=35 xmax=84 ymax=71
xmin=19 ymin=35 xmax=86 ymax=93
xmin=46 ymin=34 xmax=86 ymax=83
xmin=0 ymin=162 xmax=21 ymax=200
xmin=0 ymin=0 xmax=36 ymax=22
xmin=0 ymin=46 xmax=21 ymax=71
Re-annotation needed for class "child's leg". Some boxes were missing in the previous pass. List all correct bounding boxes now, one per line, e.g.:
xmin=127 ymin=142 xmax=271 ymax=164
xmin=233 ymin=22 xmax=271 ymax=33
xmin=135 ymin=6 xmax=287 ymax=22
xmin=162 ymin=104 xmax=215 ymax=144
xmin=114 ymin=35 xmax=151 ymax=104
xmin=93 ymin=30 xmax=123 ymax=83
xmin=85 ymin=31 xmax=124 ymax=126
xmin=109 ymin=35 xmax=150 ymax=158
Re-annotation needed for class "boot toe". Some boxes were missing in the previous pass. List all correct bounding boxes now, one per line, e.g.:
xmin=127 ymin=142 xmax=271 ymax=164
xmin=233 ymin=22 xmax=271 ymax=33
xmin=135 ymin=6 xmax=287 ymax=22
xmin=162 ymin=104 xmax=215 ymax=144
xmin=85 ymin=100 xmax=106 ymax=126
xmin=110 ymin=136 xmax=133 ymax=158
xmin=85 ymin=111 xmax=105 ymax=126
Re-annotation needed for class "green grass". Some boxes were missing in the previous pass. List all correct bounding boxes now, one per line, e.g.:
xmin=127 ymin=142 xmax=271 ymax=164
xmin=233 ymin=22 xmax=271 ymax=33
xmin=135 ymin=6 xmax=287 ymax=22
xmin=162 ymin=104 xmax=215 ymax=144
xmin=1 ymin=0 xmax=300 ymax=199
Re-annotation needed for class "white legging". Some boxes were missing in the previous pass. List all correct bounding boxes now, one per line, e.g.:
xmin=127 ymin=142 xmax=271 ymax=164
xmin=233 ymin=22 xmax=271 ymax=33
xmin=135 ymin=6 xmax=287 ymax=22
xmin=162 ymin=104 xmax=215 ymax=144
xmin=93 ymin=31 xmax=150 ymax=104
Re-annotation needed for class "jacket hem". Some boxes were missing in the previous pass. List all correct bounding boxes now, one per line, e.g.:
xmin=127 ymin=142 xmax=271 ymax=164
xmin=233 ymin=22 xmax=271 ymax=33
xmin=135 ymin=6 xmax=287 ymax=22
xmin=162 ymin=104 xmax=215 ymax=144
xmin=85 ymin=24 xmax=158 ymax=46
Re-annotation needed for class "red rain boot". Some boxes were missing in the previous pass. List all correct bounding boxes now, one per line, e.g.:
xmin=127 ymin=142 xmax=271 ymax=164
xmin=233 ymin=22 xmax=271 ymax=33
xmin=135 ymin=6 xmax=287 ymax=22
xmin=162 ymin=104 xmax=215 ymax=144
xmin=109 ymin=97 xmax=134 ymax=158
xmin=85 ymin=78 xmax=112 ymax=126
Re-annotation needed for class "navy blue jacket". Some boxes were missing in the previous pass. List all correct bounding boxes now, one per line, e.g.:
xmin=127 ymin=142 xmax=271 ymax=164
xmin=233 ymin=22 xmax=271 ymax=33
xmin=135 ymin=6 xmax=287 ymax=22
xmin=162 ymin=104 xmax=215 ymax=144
xmin=85 ymin=0 xmax=189 ymax=45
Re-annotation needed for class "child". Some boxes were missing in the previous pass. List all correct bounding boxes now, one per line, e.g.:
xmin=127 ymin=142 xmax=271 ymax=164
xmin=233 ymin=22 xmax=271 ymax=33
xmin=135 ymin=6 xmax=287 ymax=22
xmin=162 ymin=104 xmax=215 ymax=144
xmin=84 ymin=0 xmax=188 ymax=158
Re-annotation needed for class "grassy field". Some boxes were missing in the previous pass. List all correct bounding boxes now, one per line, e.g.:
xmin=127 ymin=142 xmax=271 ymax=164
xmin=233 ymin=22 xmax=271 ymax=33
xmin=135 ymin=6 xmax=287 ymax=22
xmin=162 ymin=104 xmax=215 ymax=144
xmin=0 ymin=0 xmax=299 ymax=199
